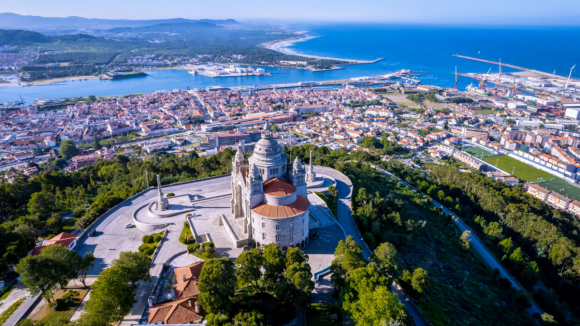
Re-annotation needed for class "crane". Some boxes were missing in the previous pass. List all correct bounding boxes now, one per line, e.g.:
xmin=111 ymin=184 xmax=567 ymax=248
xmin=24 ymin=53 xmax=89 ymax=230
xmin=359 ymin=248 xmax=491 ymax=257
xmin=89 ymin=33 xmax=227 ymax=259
xmin=454 ymin=66 xmax=458 ymax=89
xmin=498 ymin=58 xmax=502 ymax=82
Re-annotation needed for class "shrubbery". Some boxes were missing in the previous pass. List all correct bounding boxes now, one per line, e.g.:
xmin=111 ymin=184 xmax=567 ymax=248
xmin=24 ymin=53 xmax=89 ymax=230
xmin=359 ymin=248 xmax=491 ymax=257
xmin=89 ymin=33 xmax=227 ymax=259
xmin=188 ymin=242 xmax=216 ymax=259
xmin=166 ymin=192 xmax=175 ymax=197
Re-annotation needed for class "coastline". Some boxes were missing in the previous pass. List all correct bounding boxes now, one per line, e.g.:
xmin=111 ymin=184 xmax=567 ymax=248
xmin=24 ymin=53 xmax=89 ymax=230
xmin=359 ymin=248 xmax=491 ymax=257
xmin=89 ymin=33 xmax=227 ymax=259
xmin=2 ymin=75 xmax=101 ymax=87
xmin=264 ymin=35 xmax=378 ymax=64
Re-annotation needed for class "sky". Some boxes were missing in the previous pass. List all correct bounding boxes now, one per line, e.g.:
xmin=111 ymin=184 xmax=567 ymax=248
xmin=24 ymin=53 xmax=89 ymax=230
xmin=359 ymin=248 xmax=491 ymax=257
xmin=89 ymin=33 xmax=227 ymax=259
xmin=0 ymin=0 xmax=579 ymax=25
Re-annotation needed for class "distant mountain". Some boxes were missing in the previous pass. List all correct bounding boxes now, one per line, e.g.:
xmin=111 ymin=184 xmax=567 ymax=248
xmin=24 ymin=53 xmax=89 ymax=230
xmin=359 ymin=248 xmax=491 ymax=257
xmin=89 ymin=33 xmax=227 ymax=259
xmin=0 ymin=13 xmax=238 ymax=32
xmin=107 ymin=22 xmax=223 ymax=34
xmin=0 ymin=29 xmax=50 ymax=45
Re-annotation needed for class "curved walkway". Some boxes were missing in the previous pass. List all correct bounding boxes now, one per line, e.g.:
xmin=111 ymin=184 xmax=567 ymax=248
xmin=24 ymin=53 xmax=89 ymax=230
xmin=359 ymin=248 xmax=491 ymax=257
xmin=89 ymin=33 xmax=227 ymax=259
xmin=313 ymin=166 xmax=429 ymax=326
xmin=372 ymin=165 xmax=542 ymax=316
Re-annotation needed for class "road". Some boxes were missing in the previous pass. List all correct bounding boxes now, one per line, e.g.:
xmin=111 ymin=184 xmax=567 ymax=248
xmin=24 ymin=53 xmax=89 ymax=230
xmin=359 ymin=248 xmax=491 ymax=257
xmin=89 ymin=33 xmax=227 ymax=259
xmin=372 ymin=165 xmax=543 ymax=316
xmin=315 ymin=166 xmax=429 ymax=326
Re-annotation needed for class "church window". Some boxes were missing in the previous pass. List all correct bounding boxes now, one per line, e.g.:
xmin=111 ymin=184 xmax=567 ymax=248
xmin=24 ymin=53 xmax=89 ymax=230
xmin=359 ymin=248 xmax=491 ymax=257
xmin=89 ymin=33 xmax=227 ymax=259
xmin=275 ymin=235 xmax=279 ymax=242
xmin=290 ymin=222 xmax=293 ymax=229
xmin=290 ymin=235 xmax=294 ymax=241
xmin=262 ymin=233 xmax=266 ymax=240
xmin=262 ymin=222 xmax=265 ymax=228
xmin=276 ymin=224 xmax=280 ymax=231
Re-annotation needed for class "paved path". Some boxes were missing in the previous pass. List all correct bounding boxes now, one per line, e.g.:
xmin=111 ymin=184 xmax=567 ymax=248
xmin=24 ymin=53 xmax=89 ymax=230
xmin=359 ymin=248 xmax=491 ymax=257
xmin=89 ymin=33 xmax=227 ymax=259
xmin=1 ymin=282 xmax=39 ymax=326
xmin=313 ymin=166 xmax=429 ymax=326
xmin=372 ymin=165 xmax=543 ymax=316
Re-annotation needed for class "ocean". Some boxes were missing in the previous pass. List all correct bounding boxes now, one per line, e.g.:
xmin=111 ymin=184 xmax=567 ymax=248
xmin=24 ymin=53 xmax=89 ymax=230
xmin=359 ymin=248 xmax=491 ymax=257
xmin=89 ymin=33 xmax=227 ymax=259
xmin=286 ymin=23 xmax=580 ymax=87
xmin=1 ymin=23 xmax=579 ymax=103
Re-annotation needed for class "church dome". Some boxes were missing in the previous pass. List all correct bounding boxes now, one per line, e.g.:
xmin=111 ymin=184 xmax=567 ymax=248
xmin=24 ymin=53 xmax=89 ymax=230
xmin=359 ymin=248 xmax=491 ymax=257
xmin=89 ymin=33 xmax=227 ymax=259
xmin=248 ymin=121 xmax=286 ymax=168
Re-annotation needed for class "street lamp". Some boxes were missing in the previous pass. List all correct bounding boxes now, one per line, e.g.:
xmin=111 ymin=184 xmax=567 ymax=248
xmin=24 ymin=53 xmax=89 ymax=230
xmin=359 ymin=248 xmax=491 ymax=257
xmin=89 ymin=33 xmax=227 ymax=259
xmin=145 ymin=170 xmax=149 ymax=189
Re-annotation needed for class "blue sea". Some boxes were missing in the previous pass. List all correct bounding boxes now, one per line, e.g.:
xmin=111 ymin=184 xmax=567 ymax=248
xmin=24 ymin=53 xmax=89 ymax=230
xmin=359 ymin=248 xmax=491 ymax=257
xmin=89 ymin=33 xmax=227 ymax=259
xmin=1 ymin=24 xmax=579 ymax=103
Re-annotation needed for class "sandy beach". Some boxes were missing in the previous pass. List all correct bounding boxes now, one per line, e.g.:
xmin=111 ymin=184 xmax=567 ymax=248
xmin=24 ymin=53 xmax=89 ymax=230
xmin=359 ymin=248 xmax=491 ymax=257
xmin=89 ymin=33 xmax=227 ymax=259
xmin=264 ymin=34 xmax=378 ymax=64
xmin=9 ymin=75 xmax=100 ymax=87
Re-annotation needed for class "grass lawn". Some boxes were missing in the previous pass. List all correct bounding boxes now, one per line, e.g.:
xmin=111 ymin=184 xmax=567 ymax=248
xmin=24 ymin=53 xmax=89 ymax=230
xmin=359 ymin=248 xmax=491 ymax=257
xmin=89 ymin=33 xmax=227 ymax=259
xmin=481 ymin=155 xmax=580 ymax=200
xmin=179 ymin=222 xmax=194 ymax=244
xmin=474 ymin=109 xmax=495 ymax=114
xmin=482 ymin=155 xmax=553 ymax=181
xmin=306 ymin=304 xmax=342 ymax=326
xmin=424 ymin=100 xmax=444 ymax=108
xmin=0 ymin=297 xmax=25 ymax=324
xmin=0 ymin=283 xmax=16 ymax=301
xmin=395 ymin=101 xmax=419 ymax=107
xmin=315 ymin=192 xmax=337 ymax=218
xmin=30 ymin=288 xmax=87 ymax=323
xmin=62 ymin=217 xmax=79 ymax=232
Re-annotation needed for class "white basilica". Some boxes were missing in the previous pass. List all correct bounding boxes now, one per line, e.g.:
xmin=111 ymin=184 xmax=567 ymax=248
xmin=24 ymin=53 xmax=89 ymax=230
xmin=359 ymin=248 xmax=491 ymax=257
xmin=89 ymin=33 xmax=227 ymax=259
xmin=230 ymin=122 xmax=314 ymax=249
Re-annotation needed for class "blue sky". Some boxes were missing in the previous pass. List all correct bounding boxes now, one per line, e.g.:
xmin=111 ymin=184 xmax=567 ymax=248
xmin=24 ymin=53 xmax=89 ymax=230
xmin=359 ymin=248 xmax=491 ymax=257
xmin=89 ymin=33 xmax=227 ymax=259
xmin=1 ymin=0 xmax=579 ymax=25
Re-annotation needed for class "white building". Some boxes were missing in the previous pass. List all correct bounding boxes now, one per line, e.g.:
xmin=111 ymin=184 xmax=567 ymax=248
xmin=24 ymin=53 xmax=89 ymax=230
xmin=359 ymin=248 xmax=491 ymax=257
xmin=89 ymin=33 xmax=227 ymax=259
xmin=230 ymin=122 xmax=310 ymax=249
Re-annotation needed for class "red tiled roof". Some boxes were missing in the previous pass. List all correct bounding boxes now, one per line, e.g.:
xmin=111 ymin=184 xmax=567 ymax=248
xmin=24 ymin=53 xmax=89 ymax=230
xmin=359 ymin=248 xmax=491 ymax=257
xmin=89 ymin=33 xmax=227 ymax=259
xmin=263 ymin=178 xmax=296 ymax=196
xmin=148 ymin=297 xmax=204 ymax=324
xmin=31 ymin=232 xmax=76 ymax=256
xmin=252 ymin=195 xmax=309 ymax=218
xmin=173 ymin=262 xmax=204 ymax=299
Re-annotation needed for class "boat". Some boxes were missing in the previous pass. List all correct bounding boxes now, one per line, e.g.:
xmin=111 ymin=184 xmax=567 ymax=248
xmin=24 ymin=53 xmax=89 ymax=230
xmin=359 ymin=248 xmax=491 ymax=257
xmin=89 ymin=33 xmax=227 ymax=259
xmin=466 ymin=83 xmax=489 ymax=96
xmin=188 ymin=70 xmax=197 ymax=75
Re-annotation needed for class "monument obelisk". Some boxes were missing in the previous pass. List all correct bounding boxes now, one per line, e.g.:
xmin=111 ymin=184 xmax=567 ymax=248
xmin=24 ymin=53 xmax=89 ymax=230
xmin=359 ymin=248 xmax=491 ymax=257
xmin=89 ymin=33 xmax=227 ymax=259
xmin=156 ymin=174 xmax=170 ymax=211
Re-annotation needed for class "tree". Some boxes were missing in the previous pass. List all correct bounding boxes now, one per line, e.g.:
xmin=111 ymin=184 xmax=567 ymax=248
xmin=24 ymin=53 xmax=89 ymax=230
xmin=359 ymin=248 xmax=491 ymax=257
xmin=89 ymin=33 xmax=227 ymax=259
xmin=332 ymin=236 xmax=366 ymax=273
xmin=93 ymin=132 xmax=102 ymax=150
xmin=59 ymin=140 xmax=77 ymax=160
xmin=235 ymin=248 xmax=263 ymax=290
xmin=370 ymin=242 xmax=403 ymax=280
xmin=411 ymin=268 xmax=428 ymax=294
xmin=87 ymin=95 xmax=97 ymax=102
xmin=46 ymin=213 xmax=63 ymax=234
xmin=13 ymin=223 xmax=38 ymax=245
xmin=206 ymin=313 xmax=233 ymax=326
xmin=539 ymin=313 xmax=557 ymax=325
xmin=284 ymin=247 xmax=314 ymax=309
xmin=83 ymin=265 xmax=136 ymax=323
xmin=328 ymin=185 xmax=338 ymax=201
xmin=498 ymin=237 xmax=514 ymax=255
xmin=199 ymin=257 xmax=236 ymax=314
xmin=262 ymin=244 xmax=285 ymax=291
xmin=28 ymin=190 xmax=56 ymax=219
xmin=331 ymin=236 xmax=366 ymax=297
xmin=351 ymin=285 xmax=407 ymax=326
xmin=77 ymin=252 xmax=96 ymax=288
xmin=111 ymin=251 xmax=151 ymax=288
xmin=17 ymin=246 xmax=79 ymax=303
xmin=234 ymin=310 xmax=265 ymax=326
xmin=340 ymin=266 xmax=407 ymax=325
xmin=460 ymin=231 xmax=471 ymax=250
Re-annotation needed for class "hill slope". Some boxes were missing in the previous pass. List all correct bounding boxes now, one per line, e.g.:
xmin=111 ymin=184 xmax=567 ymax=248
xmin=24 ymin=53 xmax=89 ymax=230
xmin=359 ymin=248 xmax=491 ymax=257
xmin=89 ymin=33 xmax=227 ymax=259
xmin=0 ymin=13 xmax=238 ymax=31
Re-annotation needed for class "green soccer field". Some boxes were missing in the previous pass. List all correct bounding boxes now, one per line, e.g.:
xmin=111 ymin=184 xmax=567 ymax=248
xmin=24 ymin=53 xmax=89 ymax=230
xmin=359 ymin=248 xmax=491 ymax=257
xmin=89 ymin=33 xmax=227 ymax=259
xmin=482 ymin=155 xmax=554 ymax=181
xmin=462 ymin=146 xmax=495 ymax=158
xmin=482 ymin=155 xmax=580 ymax=200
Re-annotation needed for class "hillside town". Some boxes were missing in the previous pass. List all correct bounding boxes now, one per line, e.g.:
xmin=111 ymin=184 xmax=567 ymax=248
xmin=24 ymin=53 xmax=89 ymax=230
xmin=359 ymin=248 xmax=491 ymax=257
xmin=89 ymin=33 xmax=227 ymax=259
xmin=3 ymin=78 xmax=580 ymax=212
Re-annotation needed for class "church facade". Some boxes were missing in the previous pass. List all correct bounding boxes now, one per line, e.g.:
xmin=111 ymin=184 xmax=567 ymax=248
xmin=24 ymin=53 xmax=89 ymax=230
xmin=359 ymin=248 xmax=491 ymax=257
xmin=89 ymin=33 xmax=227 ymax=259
xmin=230 ymin=122 xmax=310 ymax=249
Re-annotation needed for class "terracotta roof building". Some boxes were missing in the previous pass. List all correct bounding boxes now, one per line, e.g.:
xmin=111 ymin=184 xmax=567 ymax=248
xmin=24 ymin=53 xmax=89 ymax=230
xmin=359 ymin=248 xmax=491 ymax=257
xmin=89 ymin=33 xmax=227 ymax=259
xmin=173 ymin=262 xmax=203 ymax=300
xmin=230 ymin=122 xmax=311 ymax=250
xmin=31 ymin=232 xmax=77 ymax=256
xmin=147 ymin=297 xmax=204 ymax=324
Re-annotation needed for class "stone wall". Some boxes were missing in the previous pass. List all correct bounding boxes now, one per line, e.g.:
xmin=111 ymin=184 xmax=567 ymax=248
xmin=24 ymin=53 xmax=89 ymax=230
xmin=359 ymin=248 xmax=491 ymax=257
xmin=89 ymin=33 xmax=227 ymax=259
xmin=252 ymin=209 xmax=309 ymax=249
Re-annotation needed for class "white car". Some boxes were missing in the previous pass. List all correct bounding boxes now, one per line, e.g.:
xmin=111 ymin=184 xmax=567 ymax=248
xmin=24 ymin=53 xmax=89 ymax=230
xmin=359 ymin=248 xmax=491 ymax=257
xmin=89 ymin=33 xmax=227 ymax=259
xmin=125 ymin=223 xmax=135 ymax=228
